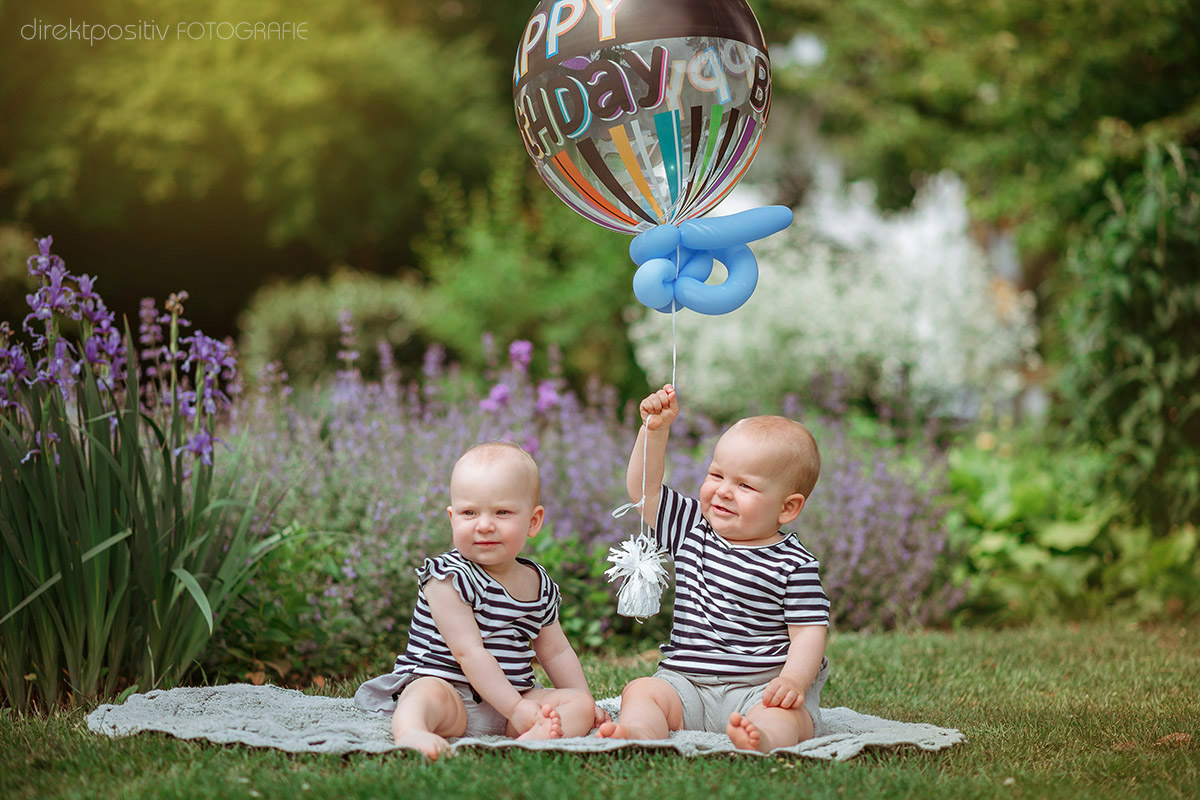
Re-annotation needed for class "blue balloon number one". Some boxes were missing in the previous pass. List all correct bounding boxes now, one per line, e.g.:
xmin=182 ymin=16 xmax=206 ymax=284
xmin=630 ymin=206 xmax=794 ymax=315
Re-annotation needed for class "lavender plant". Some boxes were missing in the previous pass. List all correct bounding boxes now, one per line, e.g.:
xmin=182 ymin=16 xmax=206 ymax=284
xmin=213 ymin=332 xmax=690 ymax=679
xmin=793 ymin=404 xmax=965 ymax=631
xmin=0 ymin=238 xmax=279 ymax=712
xmin=212 ymin=319 xmax=961 ymax=682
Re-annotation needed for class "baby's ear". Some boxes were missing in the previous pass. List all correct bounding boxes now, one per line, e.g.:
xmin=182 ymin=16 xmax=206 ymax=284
xmin=778 ymin=493 xmax=806 ymax=525
xmin=527 ymin=505 xmax=546 ymax=537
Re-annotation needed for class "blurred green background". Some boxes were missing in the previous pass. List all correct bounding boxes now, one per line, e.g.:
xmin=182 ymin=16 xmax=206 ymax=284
xmin=3 ymin=0 xmax=1198 ymax=379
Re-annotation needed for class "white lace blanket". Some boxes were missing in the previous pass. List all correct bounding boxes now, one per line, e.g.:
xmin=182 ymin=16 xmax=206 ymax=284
xmin=86 ymin=683 xmax=965 ymax=761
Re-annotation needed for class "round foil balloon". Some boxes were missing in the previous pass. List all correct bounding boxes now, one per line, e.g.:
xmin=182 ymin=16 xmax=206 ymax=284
xmin=513 ymin=0 xmax=773 ymax=234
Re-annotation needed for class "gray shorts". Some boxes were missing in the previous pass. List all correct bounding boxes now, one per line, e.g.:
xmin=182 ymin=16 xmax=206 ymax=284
xmin=653 ymin=658 xmax=829 ymax=735
xmin=354 ymin=671 xmax=538 ymax=737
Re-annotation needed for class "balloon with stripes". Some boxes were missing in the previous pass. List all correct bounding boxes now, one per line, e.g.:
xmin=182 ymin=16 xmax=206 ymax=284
xmin=513 ymin=0 xmax=773 ymax=235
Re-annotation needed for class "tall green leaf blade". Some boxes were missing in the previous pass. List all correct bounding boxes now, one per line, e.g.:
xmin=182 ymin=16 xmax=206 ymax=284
xmin=170 ymin=567 xmax=215 ymax=635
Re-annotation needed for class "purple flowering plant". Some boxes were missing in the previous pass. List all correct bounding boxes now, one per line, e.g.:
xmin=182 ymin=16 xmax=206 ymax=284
xmin=0 ymin=237 xmax=281 ymax=712
xmin=209 ymin=314 xmax=961 ymax=683
xmin=209 ymin=324 xmax=711 ymax=681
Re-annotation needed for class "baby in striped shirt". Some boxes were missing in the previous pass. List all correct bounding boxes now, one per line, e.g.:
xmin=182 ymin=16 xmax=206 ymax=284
xmin=355 ymin=442 xmax=606 ymax=759
xmin=598 ymin=384 xmax=831 ymax=752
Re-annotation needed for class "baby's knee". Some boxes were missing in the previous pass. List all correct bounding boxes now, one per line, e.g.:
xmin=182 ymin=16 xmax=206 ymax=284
xmin=621 ymin=676 xmax=683 ymax=728
xmin=547 ymin=687 xmax=592 ymax=708
xmin=623 ymin=676 xmax=682 ymax=710
xmin=396 ymin=676 xmax=459 ymax=712
xmin=622 ymin=676 xmax=666 ymax=700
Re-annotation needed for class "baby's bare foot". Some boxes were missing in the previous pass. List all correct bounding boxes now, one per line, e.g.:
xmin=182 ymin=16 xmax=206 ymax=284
xmin=727 ymin=712 xmax=767 ymax=752
xmin=394 ymin=730 xmax=454 ymax=760
xmin=596 ymin=721 xmax=630 ymax=739
xmin=596 ymin=721 xmax=663 ymax=740
xmin=516 ymin=704 xmax=563 ymax=741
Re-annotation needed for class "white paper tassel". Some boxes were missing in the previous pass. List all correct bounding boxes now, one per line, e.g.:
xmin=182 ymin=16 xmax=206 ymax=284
xmin=605 ymin=534 xmax=670 ymax=618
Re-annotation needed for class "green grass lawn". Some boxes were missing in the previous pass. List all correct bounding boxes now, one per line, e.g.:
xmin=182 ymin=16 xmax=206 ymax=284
xmin=3 ymin=621 xmax=1196 ymax=800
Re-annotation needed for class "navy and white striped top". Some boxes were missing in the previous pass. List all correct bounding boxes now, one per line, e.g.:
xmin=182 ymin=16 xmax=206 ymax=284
xmin=654 ymin=485 xmax=830 ymax=675
xmin=389 ymin=550 xmax=561 ymax=689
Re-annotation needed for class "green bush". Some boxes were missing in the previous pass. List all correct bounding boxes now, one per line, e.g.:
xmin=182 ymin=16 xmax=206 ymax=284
xmin=204 ymin=526 xmax=422 ymax=685
xmin=945 ymin=425 xmax=1200 ymax=624
xmin=237 ymin=268 xmax=431 ymax=386
xmin=416 ymin=156 xmax=648 ymax=399
xmin=1055 ymin=143 xmax=1200 ymax=535
xmin=237 ymin=155 xmax=651 ymax=400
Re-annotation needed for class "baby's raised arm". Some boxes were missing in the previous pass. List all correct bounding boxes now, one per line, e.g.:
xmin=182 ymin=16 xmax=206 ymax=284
xmin=627 ymin=384 xmax=678 ymax=527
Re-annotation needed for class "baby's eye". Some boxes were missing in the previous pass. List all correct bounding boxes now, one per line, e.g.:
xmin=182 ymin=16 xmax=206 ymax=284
xmin=740 ymin=482 xmax=754 ymax=490
xmin=460 ymin=509 xmax=477 ymax=516
xmin=496 ymin=510 xmax=513 ymax=516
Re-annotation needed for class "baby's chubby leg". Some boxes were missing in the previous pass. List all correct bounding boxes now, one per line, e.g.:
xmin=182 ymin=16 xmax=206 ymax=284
xmin=517 ymin=687 xmax=597 ymax=738
xmin=391 ymin=676 xmax=468 ymax=760
xmin=597 ymin=677 xmax=683 ymax=740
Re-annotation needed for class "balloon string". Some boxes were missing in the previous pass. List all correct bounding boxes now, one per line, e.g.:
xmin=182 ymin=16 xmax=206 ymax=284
xmin=671 ymin=241 xmax=679 ymax=387
xmin=650 ymin=240 xmax=682 ymax=536
xmin=616 ymin=240 xmax=682 ymax=542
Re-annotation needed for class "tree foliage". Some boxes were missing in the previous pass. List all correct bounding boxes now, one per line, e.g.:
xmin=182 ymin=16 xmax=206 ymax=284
xmin=760 ymin=0 xmax=1200 ymax=263
xmin=0 ymin=0 xmax=511 ymax=263
xmin=416 ymin=156 xmax=648 ymax=398
xmin=1056 ymin=144 xmax=1200 ymax=534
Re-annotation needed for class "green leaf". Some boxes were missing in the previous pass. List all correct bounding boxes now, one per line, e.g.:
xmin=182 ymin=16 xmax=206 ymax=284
xmin=1035 ymin=519 xmax=1104 ymax=551
xmin=0 ymin=572 xmax=62 ymax=628
xmin=1010 ymin=544 xmax=1052 ymax=574
xmin=0 ymin=529 xmax=132 ymax=627
xmin=170 ymin=567 xmax=215 ymax=635
xmin=973 ymin=531 xmax=1013 ymax=556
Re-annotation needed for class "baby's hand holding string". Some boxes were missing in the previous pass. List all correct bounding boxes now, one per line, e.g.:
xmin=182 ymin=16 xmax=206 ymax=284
xmin=640 ymin=384 xmax=679 ymax=431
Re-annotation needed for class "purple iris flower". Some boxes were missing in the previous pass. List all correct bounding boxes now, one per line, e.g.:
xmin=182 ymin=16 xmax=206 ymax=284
xmin=26 ymin=237 xmax=63 ymax=277
xmin=23 ymin=265 xmax=77 ymax=334
xmin=173 ymin=428 xmax=223 ymax=466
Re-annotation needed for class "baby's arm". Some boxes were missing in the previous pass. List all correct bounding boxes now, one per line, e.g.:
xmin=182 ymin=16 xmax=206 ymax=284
xmin=425 ymin=579 xmax=543 ymax=733
xmin=531 ymin=621 xmax=590 ymax=692
xmin=761 ymin=625 xmax=827 ymax=709
xmin=627 ymin=384 xmax=678 ymax=527
xmin=532 ymin=621 xmax=607 ymax=729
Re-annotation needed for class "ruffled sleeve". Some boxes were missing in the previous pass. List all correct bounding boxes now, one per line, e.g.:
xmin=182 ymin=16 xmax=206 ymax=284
xmin=416 ymin=551 xmax=485 ymax=611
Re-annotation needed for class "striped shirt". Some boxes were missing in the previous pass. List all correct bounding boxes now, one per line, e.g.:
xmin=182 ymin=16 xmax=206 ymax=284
xmin=389 ymin=550 xmax=561 ymax=689
xmin=654 ymin=485 xmax=830 ymax=675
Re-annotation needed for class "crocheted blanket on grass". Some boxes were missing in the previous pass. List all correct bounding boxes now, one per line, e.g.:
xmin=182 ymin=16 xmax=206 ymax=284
xmin=86 ymin=683 xmax=965 ymax=761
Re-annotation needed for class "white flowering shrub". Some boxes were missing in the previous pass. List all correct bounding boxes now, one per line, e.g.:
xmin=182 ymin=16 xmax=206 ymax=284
xmin=630 ymin=173 xmax=1039 ymax=418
